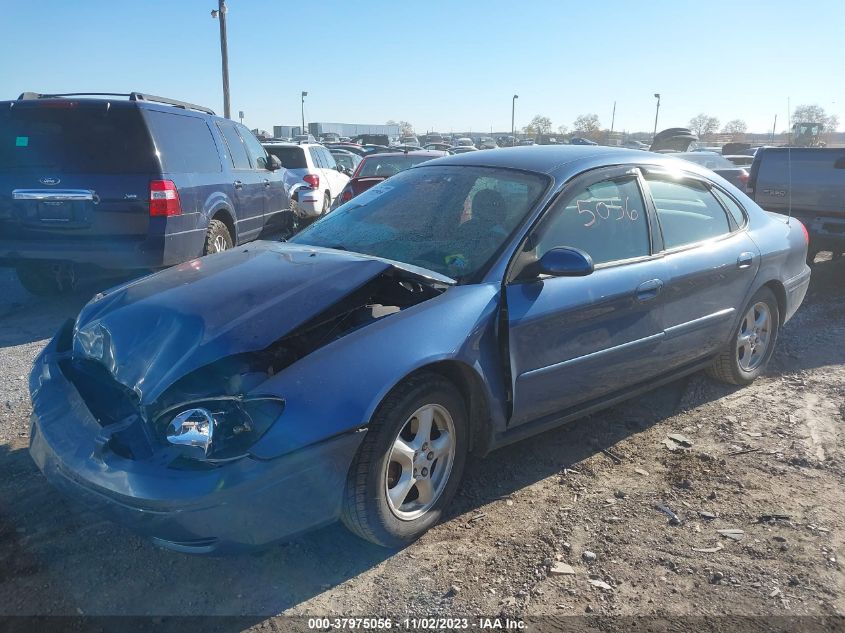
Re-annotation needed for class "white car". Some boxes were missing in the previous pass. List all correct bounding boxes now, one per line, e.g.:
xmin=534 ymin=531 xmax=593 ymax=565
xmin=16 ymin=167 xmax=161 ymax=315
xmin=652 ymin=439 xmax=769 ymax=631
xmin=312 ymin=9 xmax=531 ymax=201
xmin=263 ymin=143 xmax=350 ymax=218
xmin=455 ymin=137 xmax=475 ymax=148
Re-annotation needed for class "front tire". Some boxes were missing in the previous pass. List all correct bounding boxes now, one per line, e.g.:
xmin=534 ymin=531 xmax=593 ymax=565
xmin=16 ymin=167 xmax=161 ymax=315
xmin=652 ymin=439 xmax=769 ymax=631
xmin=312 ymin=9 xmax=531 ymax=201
xmin=707 ymin=287 xmax=779 ymax=385
xmin=321 ymin=191 xmax=331 ymax=215
xmin=341 ymin=372 xmax=468 ymax=547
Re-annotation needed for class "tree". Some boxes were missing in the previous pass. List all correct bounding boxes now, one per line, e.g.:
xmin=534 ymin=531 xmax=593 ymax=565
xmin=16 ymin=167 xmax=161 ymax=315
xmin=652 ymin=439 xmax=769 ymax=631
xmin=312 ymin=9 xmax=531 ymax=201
xmin=722 ymin=119 xmax=747 ymax=135
xmin=792 ymin=104 xmax=839 ymax=133
xmin=522 ymin=114 xmax=553 ymax=136
xmin=557 ymin=123 xmax=569 ymax=135
xmin=386 ymin=120 xmax=415 ymax=137
xmin=572 ymin=113 xmax=601 ymax=140
xmin=689 ymin=113 xmax=720 ymax=139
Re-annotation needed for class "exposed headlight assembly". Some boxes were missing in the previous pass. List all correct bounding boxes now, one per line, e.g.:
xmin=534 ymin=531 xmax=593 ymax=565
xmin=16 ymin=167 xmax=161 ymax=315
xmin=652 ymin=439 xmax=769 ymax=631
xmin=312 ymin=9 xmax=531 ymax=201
xmin=158 ymin=395 xmax=284 ymax=461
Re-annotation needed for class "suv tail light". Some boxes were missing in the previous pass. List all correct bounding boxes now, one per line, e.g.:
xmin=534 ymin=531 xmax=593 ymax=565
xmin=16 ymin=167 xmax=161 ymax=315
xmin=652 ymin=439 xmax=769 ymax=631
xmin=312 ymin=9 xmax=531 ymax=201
xmin=738 ymin=171 xmax=749 ymax=189
xmin=149 ymin=180 xmax=182 ymax=217
xmin=303 ymin=173 xmax=320 ymax=189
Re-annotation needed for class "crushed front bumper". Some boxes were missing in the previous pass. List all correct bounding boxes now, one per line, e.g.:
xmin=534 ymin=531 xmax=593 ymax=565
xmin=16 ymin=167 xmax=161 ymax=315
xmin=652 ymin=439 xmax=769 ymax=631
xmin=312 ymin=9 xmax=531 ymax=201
xmin=28 ymin=329 xmax=366 ymax=554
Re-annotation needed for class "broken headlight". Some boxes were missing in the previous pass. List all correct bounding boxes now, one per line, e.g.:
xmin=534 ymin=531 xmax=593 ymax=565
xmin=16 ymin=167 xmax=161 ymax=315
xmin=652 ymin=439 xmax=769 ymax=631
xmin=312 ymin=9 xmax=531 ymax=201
xmin=158 ymin=395 xmax=284 ymax=461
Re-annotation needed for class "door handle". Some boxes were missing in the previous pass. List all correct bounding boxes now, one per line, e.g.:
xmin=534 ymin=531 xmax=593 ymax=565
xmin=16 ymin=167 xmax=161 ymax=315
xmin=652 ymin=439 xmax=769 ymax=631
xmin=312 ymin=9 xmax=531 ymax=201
xmin=635 ymin=279 xmax=664 ymax=302
xmin=737 ymin=252 xmax=754 ymax=269
xmin=263 ymin=179 xmax=271 ymax=188
xmin=234 ymin=180 xmax=244 ymax=190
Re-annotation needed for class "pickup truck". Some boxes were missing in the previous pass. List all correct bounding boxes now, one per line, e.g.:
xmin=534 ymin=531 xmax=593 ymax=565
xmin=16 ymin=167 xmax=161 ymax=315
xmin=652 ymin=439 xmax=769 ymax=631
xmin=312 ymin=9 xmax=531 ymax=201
xmin=748 ymin=147 xmax=845 ymax=261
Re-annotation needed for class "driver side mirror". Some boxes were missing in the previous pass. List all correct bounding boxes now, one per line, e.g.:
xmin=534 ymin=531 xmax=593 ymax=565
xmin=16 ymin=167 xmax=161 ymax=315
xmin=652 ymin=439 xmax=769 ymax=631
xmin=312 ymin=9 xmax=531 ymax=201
xmin=520 ymin=247 xmax=594 ymax=280
xmin=267 ymin=154 xmax=282 ymax=171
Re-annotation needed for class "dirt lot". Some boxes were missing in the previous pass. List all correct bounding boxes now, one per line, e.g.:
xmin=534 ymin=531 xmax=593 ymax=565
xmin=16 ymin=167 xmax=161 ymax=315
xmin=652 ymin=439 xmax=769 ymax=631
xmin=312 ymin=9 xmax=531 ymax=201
xmin=0 ymin=257 xmax=843 ymax=629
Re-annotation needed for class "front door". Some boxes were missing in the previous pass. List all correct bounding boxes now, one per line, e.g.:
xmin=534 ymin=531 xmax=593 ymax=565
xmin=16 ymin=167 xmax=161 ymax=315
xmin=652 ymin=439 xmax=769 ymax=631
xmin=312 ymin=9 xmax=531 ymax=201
xmin=217 ymin=121 xmax=264 ymax=243
xmin=506 ymin=167 xmax=668 ymax=426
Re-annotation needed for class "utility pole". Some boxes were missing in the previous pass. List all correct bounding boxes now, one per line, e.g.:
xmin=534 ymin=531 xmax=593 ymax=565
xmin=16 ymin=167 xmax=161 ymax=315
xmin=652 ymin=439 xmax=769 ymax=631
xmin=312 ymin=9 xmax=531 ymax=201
xmin=211 ymin=1 xmax=231 ymax=119
xmin=609 ymin=101 xmax=617 ymax=143
xmin=301 ymin=91 xmax=308 ymax=135
xmin=771 ymin=114 xmax=778 ymax=143
xmin=511 ymin=94 xmax=519 ymax=144
xmin=652 ymin=93 xmax=661 ymax=139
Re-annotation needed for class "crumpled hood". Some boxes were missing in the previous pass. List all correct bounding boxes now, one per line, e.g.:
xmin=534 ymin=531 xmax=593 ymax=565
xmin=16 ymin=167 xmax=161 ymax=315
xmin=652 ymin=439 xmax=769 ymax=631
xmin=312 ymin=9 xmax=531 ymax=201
xmin=72 ymin=241 xmax=450 ymax=405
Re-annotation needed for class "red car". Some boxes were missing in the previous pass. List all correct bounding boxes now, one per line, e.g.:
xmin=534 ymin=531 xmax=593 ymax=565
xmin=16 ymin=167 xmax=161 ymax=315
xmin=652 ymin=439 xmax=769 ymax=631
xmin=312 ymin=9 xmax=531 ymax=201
xmin=332 ymin=150 xmax=447 ymax=208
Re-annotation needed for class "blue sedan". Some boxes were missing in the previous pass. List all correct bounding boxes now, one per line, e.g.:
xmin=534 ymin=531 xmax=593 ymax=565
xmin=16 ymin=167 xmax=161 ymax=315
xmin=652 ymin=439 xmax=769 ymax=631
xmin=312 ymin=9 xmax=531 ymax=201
xmin=29 ymin=146 xmax=811 ymax=552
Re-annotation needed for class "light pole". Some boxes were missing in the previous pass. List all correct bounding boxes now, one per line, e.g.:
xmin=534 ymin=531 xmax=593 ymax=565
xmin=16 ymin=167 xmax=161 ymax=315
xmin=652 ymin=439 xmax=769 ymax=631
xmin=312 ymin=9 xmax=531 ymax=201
xmin=652 ymin=93 xmax=661 ymax=139
xmin=301 ymin=91 xmax=308 ymax=136
xmin=511 ymin=94 xmax=518 ymax=145
xmin=210 ymin=1 xmax=230 ymax=119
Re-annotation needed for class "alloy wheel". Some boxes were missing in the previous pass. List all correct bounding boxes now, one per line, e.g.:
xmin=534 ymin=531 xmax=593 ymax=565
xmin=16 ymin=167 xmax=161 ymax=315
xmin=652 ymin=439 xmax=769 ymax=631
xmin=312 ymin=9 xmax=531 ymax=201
xmin=213 ymin=234 xmax=229 ymax=253
xmin=385 ymin=404 xmax=456 ymax=520
xmin=737 ymin=301 xmax=771 ymax=371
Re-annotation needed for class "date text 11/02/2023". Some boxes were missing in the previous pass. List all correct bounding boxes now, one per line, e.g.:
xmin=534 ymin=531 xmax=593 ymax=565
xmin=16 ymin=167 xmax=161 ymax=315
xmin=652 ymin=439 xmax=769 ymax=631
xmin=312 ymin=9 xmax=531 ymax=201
xmin=306 ymin=616 xmax=526 ymax=630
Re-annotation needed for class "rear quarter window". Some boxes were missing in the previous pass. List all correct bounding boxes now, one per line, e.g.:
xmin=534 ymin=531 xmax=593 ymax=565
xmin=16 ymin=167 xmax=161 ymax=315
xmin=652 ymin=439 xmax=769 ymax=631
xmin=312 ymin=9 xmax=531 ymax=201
xmin=144 ymin=110 xmax=221 ymax=173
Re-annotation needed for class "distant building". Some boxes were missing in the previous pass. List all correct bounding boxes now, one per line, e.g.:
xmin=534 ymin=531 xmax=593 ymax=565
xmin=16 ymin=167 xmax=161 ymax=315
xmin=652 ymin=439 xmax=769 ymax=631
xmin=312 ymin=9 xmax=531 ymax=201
xmin=307 ymin=122 xmax=400 ymax=138
xmin=272 ymin=125 xmax=302 ymax=139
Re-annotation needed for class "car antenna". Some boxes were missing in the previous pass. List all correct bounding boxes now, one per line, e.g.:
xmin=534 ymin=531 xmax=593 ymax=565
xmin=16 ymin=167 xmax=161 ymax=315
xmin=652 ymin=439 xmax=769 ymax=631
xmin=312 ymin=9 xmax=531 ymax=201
xmin=787 ymin=96 xmax=793 ymax=222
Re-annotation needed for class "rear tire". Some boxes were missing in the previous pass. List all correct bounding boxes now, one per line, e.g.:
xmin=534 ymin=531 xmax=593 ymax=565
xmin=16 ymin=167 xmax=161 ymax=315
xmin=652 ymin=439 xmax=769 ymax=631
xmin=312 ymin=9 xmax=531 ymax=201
xmin=341 ymin=372 xmax=468 ymax=548
xmin=15 ymin=262 xmax=76 ymax=296
xmin=203 ymin=219 xmax=233 ymax=255
xmin=707 ymin=287 xmax=779 ymax=386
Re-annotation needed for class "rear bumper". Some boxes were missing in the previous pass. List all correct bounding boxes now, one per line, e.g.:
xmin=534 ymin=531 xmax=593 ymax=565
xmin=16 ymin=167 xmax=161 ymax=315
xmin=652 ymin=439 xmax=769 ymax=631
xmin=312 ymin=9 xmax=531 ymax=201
xmin=28 ymin=329 xmax=366 ymax=554
xmin=0 ymin=228 xmax=206 ymax=270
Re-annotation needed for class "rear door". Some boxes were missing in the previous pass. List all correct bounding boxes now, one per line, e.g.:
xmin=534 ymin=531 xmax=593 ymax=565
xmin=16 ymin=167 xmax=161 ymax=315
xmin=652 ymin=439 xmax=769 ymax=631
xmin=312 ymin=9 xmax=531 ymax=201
xmin=0 ymin=102 xmax=156 ymax=245
xmin=642 ymin=171 xmax=760 ymax=367
xmin=216 ymin=121 xmax=264 ymax=242
xmin=317 ymin=147 xmax=348 ymax=201
xmin=506 ymin=167 xmax=668 ymax=426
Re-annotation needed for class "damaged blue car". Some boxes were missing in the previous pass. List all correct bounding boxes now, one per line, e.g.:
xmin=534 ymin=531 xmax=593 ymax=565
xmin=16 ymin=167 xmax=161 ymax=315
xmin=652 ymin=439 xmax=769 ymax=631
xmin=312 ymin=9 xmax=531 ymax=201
xmin=29 ymin=146 xmax=811 ymax=553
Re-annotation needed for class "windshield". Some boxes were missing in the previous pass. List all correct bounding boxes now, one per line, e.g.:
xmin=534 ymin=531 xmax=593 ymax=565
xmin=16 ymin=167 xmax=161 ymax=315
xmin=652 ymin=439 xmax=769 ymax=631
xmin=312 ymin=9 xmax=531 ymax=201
xmin=291 ymin=165 xmax=548 ymax=280
xmin=356 ymin=154 xmax=438 ymax=177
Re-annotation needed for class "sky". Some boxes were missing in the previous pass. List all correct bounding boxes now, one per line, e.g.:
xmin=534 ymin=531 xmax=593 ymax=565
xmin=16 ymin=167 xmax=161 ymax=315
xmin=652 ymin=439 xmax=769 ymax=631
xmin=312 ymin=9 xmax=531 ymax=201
xmin=1 ymin=0 xmax=843 ymax=135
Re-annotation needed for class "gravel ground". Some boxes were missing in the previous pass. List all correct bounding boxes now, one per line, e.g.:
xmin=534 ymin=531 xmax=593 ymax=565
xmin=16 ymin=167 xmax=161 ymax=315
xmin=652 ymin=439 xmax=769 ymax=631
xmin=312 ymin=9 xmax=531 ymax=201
xmin=0 ymin=257 xmax=843 ymax=629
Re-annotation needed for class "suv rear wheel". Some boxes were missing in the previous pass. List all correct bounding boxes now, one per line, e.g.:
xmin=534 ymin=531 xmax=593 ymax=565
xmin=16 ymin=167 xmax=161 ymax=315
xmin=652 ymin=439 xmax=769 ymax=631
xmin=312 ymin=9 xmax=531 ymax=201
xmin=203 ymin=219 xmax=233 ymax=255
xmin=16 ymin=262 xmax=77 ymax=296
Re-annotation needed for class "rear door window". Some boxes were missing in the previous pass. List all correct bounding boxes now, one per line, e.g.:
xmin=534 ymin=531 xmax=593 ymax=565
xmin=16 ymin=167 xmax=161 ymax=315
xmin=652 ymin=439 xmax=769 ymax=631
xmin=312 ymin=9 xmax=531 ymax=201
xmin=0 ymin=104 xmax=156 ymax=173
xmin=647 ymin=177 xmax=731 ymax=248
xmin=216 ymin=121 xmax=251 ymax=170
xmin=320 ymin=148 xmax=337 ymax=169
xmin=309 ymin=147 xmax=325 ymax=169
xmin=266 ymin=146 xmax=307 ymax=169
xmin=145 ymin=110 xmax=221 ymax=173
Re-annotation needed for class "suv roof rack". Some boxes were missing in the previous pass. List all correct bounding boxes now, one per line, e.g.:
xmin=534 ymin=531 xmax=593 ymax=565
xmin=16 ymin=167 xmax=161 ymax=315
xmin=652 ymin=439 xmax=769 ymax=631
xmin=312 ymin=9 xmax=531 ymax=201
xmin=16 ymin=92 xmax=216 ymax=115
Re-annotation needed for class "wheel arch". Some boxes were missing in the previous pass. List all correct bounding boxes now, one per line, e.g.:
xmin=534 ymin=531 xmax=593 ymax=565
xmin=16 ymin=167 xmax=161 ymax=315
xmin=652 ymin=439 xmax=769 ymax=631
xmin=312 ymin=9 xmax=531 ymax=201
xmin=395 ymin=361 xmax=494 ymax=458
xmin=761 ymin=279 xmax=787 ymax=326
xmin=210 ymin=207 xmax=237 ymax=245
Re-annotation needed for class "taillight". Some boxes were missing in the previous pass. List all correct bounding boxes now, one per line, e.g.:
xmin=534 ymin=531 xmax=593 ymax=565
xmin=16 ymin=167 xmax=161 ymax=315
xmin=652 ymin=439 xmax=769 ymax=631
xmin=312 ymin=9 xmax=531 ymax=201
xmin=149 ymin=180 xmax=182 ymax=217
xmin=303 ymin=173 xmax=320 ymax=189
xmin=797 ymin=219 xmax=809 ymax=246
xmin=340 ymin=187 xmax=353 ymax=203
xmin=738 ymin=171 xmax=749 ymax=188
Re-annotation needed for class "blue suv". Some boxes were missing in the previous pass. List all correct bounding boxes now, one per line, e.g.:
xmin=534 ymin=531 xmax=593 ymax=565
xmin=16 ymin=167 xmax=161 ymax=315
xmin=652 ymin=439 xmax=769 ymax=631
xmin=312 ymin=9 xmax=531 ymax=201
xmin=0 ymin=92 xmax=289 ymax=294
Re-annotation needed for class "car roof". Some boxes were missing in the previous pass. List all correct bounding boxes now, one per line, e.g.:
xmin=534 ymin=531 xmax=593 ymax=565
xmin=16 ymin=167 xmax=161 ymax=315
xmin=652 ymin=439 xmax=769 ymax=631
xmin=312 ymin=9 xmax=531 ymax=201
xmin=416 ymin=146 xmax=742 ymax=186
xmin=361 ymin=150 xmax=447 ymax=160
